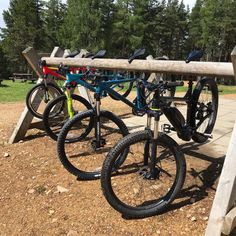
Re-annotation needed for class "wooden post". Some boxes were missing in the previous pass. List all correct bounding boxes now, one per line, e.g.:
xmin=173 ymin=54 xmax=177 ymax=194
xmin=205 ymin=121 xmax=236 ymax=236
xmin=50 ymin=46 xmax=65 ymax=58
xmin=231 ymin=46 xmax=236 ymax=83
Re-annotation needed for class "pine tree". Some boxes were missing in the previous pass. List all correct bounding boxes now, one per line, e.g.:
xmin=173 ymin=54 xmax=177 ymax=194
xmin=59 ymin=0 xmax=114 ymax=52
xmin=43 ymin=0 xmax=66 ymax=51
xmin=200 ymin=0 xmax=236 ymax=61
xmin=188 ymin=0 xmax=203 ymax=49
xmin=130 ymin=0 xmax=160 ymax=55
xmin=156 ymin=0 xmax=189 ymax=59
xmin=1 ymin=0 xmax=45 ymax=71
xmin=111 ymin=0 xmax=133 ymax=56
xmin=0 ymin=43 xmax=10 ymax=80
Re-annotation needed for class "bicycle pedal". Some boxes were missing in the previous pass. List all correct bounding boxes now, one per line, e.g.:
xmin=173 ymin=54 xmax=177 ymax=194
xmin=162 ymin=124 xmax=172 ymax=133
xmin=202 ymin=133 xmax=213 ymax=139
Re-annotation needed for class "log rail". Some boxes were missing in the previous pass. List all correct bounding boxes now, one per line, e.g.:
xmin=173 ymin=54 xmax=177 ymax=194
xmin=42 ymin=46 xmax=236 ymax=81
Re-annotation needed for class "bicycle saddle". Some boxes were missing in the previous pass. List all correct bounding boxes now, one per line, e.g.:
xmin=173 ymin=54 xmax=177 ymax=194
xmin=128 ymin=48 xmax=146 ymax=64
xmin=185 ymin=49 xmax=204 ymax=63
xmin=65 ymin=49 xmax=81 ymax=58
xmin=91 ymin=50 xmax=106 ymax=59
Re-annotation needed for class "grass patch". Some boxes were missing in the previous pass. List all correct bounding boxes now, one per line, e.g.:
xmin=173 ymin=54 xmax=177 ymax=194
xmin=0 ymin=80 xmax=35 ymax=103
xmin=217 ymin=85 xmax=236 ymax=94
xmin=176 ymin=84 xmax=236 ymax=95
xmin=1 ymin=79 xmax=236 ymax=103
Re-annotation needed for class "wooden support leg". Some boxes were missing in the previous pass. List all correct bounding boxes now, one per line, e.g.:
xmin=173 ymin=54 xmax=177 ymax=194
xmin=205 ymin=122 xmax=236 ymax=236
xmin=231 ymin=46 xmax=236 ymax=83
xmin=9 ymin=47 xmax=63 ymax=143
xmin=9 ymin=48 xmax=44 ymax=143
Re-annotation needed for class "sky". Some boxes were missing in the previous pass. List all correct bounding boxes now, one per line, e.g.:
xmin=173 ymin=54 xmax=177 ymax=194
xmin=0 ymin=0 xmax=196 ymax=28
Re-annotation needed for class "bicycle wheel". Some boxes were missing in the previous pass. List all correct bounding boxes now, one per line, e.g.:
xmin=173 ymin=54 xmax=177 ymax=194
xmin=190 ymin=77 xmax=218 ymax=143
xmin=101 ymin=131 xmax=186 ymax=218
xmin=26 ymin=82 xmax=62 ymax=119
xmin=43 ymin=94 xmax=93 ymax=141
xmin=57 ymin=109 xmax=129 ymax=180
xmin=108 ymin=72 xmax=134 ymax=100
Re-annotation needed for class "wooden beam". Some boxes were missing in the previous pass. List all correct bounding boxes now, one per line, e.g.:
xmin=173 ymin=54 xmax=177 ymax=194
xmin=231 ymin=46 xmax=236 ymax=83
xmin=41 ymin=57 xmax=235 ymax=78
xmin=205 ymin=121 xmax=236 ymax=236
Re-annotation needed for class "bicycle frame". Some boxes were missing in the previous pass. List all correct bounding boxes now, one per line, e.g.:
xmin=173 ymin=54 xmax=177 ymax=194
xmin=155 ymin=79 xmax=214 ymax=141
xmin=64 ymin=72 xmax=148 ymax=150
xmin=66 ymin=73 xmax=147 ymax=113
xmin=42 ymin=66 xmax=66 ymax=80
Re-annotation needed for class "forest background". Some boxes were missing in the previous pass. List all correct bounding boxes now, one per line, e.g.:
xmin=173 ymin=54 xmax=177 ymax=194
xmin=0 ymin=0 xmax=235 ymax=78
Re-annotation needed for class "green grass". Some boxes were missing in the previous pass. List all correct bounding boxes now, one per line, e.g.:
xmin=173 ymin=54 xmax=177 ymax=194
xmin=0 ymin=79 xmax=236 ymax=103
xmin=217 ymin=85 xmax=236 ymax=94
xmin=176 ymin=84 xmax=236 ymax=95
xmin=0 ymin=80 xmax=36 ymax=103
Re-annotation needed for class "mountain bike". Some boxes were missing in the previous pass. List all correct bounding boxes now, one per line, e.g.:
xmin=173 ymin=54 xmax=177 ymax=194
xmin=101 ymin=77 xmax=218 ymax=218
xmin=26 ymin=50 xmax=83 ymax=119
xmin=43 ymin=50 xmax=142 ymax=141
xmin=56 ymin=49 xmax=154 ymax=180
xmin=100 ymin=50 xmax=218 ymax=218
xmin=26 ymin=49 xmax=132 ymax=119
xmin=101 ymin=82 xmax=186 ymax=218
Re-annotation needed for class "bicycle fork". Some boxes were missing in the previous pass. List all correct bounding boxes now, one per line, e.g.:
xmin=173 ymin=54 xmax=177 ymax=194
xmin=65 ymin=88 xmax=75 ymax=119
xmin=42 ymin=76 xmax=50 ymax=103
xmin=143 ymin=112 xmax=161 ymax=180
xmin=92 ymin=93 xmax=106 ymax=150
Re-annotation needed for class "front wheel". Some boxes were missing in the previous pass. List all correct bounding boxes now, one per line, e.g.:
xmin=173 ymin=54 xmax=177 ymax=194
xmin=190 ymin=77 xmax=218 ymax=143
xmin=101 ymin=131 xmax=186 ymax=218
xmin=26 ymin=82 xmax=62 ymax=119
xmin=57 ymin=109 xmax=129 ymax=180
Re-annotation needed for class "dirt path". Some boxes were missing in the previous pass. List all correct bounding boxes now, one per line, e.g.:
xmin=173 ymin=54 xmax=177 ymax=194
xmin=0 ymin=94 xmax=234 ymax=235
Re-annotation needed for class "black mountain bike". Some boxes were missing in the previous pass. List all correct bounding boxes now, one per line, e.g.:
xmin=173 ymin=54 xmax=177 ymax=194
xmin=101 ymin=51 xmax=218 ymax=218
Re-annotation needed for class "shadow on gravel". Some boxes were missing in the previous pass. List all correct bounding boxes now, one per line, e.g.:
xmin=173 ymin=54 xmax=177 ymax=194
xmin=118 ymin=112 xmax=134 ymax=119
xmin=23 ymin=131 xmax=48 ymax=141
xmin=122 ymin=141 xmax=225 ymax=220
xmin=165 ymin=142 xmax=224 ymax=215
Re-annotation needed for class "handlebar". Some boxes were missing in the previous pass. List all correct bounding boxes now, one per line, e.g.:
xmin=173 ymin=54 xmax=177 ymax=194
xmin=142 ymin=80 xmax=184 ymax=92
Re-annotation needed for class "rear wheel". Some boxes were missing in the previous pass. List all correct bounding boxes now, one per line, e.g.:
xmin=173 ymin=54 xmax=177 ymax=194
xmin=26 ymin=82 xmax=62 ymax=119
xmin=108 ymin=72 xmax=134 ymax=100
xmin=191 ymin=77 xmax=218 ymax=143
xmin=101 ymin=131 xmax=186 ymax=218
xmin=43 ymin=94 xmax=93 ymax=141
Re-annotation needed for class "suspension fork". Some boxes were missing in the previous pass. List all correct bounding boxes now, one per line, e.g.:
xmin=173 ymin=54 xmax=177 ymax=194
xmin=93 ymin=93 xmax=105 ymax=149
xmin=144 ymin=115 xmax=152 ymax=166
xmin=42 ymin=74 xmax=50 ymax=102
xmin=149 ymin=113 xmax=160 ymax=178
xmin=65 ymin=87 xmax=75 ymax=119
xmin=143 ymin=112 xmax=161 ymax=180
xmin=186 ymin=80 xmax=194 ymax=123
